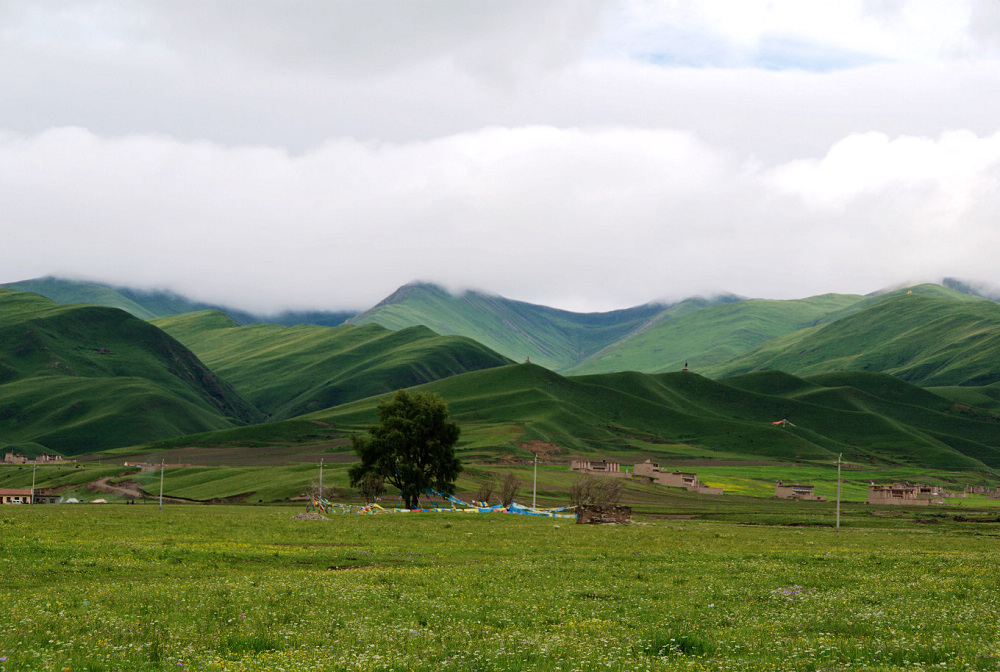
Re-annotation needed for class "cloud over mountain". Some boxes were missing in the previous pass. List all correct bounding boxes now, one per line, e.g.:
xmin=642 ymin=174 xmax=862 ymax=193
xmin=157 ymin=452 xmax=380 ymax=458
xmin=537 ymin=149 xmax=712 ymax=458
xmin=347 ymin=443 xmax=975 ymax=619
xmin=2 ymin=1 xmax=999 ymax=312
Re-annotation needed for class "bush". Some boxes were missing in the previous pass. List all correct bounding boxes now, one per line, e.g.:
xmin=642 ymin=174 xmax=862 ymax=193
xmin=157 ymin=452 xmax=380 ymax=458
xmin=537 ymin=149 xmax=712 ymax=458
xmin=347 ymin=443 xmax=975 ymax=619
xmin=473 ymin=473 xmax=497 ymax=504
xmin=355 ymin=473 xmax=386 ymax=503
xmin=499 ymin=472 xmax=520 ymax=507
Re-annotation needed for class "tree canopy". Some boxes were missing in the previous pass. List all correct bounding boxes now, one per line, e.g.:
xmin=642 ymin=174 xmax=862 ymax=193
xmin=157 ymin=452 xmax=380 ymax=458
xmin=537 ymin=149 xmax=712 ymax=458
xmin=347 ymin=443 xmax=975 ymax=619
xmin=348 ymin=390 xmax=462 ymax=510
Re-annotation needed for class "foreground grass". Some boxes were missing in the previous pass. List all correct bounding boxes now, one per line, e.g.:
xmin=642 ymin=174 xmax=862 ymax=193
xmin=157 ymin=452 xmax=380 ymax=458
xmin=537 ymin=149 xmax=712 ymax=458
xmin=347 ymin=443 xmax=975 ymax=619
xmin=2 ymin=506 xmax=1000 ymax=671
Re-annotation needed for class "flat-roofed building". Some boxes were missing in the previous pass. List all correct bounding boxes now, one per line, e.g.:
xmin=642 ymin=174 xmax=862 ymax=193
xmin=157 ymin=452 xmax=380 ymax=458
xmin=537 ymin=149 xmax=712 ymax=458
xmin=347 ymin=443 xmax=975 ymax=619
xmin=775 ymin=481 xmax=826 ymax=501
xmin=570 ymin=459 xmax=628 ymax=478
xmin=868 ymin=483 xmax=944 ymax=506
xmin=633 ymin=460 xmax=723 ymax=495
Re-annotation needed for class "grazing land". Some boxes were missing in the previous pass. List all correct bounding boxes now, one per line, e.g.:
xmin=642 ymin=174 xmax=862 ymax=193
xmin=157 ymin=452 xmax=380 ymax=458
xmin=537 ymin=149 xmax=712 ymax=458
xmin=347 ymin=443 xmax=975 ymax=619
xmin=2 ymin=505 xmax=1000 ymax=671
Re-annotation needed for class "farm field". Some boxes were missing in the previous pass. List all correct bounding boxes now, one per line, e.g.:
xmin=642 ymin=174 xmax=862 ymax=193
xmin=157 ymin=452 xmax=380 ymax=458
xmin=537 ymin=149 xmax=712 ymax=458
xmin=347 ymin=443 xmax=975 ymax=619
xmin=2 ymin=505 xmax=1000 ymax=671
xmin=5 ymin=461 xmax=1000 ymax=515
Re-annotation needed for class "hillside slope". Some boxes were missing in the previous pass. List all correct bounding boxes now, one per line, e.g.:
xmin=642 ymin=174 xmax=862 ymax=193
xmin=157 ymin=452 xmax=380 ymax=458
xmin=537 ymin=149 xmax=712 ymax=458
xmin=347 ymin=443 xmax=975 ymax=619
xmin=1 ymin=276 xmax=356 ymax=327
xmin=0 ymin=290 xmax=263 ymax=454
xmin=565 ymin=293 xmax=865 ymax=375
xmin=347 ymin=281 xmax=742 ymax=371
xmin=146 ymin=364 xmax=1000 ymax=471
xmin=707 ymin=289 xmax=1000 ymax=386
xmin=0 ymin=277 xmax=159 ymax=320
xmin=153 ymin=310 xmax=514 ymax=420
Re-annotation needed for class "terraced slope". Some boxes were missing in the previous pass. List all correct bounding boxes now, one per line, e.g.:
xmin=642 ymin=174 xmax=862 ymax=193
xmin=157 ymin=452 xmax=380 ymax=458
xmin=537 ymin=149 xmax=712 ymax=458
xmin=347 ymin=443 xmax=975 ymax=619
xmin=153 ymin=310 xmax=513 ymax=420
xmin=348 ymin=281 xmax=742 ymax=371
xmin=0 ymin=290 xmax=263 ymax=455
xmin=707 ymin=289 xmax=1000 ymax=386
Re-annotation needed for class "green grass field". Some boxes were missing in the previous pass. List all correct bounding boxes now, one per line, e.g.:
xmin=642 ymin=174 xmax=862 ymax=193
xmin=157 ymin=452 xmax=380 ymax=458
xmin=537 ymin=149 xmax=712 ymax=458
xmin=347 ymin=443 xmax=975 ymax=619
xmin=2 ymin=505 xmax=1000 ymax=671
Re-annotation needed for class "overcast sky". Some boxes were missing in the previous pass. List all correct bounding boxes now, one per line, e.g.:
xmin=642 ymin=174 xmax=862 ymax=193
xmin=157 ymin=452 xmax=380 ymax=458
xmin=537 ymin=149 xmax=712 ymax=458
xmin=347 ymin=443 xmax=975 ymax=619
xmin=2 ymin=1 xmax=1000 ymax=313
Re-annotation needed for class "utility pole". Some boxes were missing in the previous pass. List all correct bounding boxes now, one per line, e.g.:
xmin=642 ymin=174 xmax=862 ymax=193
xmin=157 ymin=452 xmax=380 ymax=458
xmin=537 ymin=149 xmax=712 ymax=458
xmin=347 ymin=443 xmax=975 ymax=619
xmin=532 ymin=452 xmax=537 ymax=508
xmin=30 ymin=462 xmax=36 ymax=505
xmin=319 ymin=458 xmax=324 ymax=499
xmin=159 ymin=459 xmax=165 ymax=512
xmin=836 ymin=453 xmax=842 ymax=535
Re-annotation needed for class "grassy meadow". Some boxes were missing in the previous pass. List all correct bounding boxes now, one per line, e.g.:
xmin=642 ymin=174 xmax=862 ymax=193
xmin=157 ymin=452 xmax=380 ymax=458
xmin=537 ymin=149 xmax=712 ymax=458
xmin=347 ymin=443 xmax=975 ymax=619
xmin=2 ymin=504 xmax=1000 ymax=671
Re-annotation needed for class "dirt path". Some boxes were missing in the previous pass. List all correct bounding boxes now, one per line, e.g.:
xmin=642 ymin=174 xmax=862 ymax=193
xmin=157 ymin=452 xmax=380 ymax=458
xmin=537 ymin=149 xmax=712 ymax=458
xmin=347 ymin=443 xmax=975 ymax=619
xmin=88 ymin=476 xmax=256 ymax=504
xmin=89 ymin=476 xmax=150 ymax=500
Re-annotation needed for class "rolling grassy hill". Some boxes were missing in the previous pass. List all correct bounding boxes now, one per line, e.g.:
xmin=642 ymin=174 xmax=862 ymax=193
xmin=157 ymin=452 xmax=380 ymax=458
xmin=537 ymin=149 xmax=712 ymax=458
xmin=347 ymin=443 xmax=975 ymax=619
xmin=0 ymin=289 xmax=263 ymax=455
xmin=152 ymin=310 xmax=514 ymax=420
xmin=706 ymin=288 xmax=1000 ymax=386
xmin=7 ymin=278 xmax=1000 ymax=476
xmin=1 ymin=276 xmax=356 ymax=327
xmin=564 ymin=292 xmax=865 ymax=375
xmin=347 ymin=281 xmax=743 ymax=371
xmin=0 ymin=277 xmax=160 ymax=320
xmin=134 ymin=364 xmax=1000 ymax=472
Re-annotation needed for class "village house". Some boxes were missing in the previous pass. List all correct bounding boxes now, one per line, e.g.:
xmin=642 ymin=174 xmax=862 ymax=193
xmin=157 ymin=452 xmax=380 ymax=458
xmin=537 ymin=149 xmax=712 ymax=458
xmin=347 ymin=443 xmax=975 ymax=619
xmin=0 ymin=489 xmax=60 ymax=504
xmin=3 ymin=451 xmax=68 ymax=464
xmin=632 ymin=460 xmax=723 ymax=495
xmin=867 ymin=483 xmax=945 ymax=506
xmin=569 ymin=459 xmax=629 ymax=478
xmin=0 ymin=488 xmax=31 ymax=504
xmin=775 ymin=481 xmax=826 ymax=501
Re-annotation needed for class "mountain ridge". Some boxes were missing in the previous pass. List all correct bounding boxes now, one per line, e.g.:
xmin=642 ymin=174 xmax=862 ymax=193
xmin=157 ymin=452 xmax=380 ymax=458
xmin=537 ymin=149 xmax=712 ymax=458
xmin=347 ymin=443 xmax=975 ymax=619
xmin=0 ymin=289 xmax=264 ymax=454
xmin=348 ymin=281 xmax=744 ymax=370
xmin=706 ymin=290 xmax=1000 ymax=386
xmin=0 ymin=276 xmax=357 ymax=327
xmin=145 ymin=363 xmax=1000 ymax=471
xmin=152 ymin=309 xmax=514 ymax=421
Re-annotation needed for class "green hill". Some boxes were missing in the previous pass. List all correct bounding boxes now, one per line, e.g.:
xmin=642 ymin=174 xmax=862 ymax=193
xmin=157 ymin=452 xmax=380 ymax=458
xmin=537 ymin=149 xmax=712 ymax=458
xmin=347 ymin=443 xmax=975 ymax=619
xmin=0 ymin=277 xmax=159 ymax=320
xmin=141 ymin=364 xmax=1000 ymax=471
xmin=565 ymin=293 xmax=865 ymax=375
xmin=0 ymin=290 xmax=263 ymax=454
xmin=707 ymin=288 xmax=1000 ymax=386
xmin=347 ymin=281 xmax=742 ymax=371
xmin=1 ymin=276 xmax=356 ymax=327
xmin=152 ymin=310 xmax=514 ymax=420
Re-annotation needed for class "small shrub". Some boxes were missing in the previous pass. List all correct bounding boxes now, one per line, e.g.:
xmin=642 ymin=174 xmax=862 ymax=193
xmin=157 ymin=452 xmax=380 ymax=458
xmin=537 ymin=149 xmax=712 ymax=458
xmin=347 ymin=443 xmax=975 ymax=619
xmin=569 ymin=475 xmax=624 ymax=507
xmin=499 ymin=472 xmax=520 ymax=507
xmin=474 ymin=473 xmax=497 ymax=504
xmin=355 ymin=473 xmax=386 ymax=503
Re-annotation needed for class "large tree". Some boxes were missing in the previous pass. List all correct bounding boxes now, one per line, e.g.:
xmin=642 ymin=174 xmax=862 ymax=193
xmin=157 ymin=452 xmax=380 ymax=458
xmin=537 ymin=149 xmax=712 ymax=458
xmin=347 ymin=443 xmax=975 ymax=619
xmin=348 ymin=390 xmax=462 ymax=510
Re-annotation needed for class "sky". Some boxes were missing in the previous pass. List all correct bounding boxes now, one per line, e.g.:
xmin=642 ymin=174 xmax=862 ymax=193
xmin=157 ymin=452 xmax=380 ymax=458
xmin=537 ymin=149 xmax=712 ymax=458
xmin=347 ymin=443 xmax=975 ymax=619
xmin=2 ymin=0 xmax=1000 ymax=313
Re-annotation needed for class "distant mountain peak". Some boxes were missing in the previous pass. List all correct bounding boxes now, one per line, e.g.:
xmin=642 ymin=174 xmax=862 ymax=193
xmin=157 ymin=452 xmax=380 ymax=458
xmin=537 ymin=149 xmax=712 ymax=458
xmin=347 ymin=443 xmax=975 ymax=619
xmin=943 ymin=277 xmax=1000 ymax=303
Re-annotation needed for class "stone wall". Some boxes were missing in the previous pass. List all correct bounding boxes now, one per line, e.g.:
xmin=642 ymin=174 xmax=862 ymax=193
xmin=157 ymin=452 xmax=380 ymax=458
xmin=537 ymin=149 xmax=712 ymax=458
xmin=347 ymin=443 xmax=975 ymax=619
xmin=576 ymin=504 xmax=632 ymax=525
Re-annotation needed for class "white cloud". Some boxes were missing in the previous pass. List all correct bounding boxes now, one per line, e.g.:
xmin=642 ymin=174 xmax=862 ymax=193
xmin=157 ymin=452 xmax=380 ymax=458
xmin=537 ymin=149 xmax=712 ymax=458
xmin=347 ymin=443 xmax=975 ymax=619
xmin=1 ymin=1 xmax=999 ymax=312
xmin=768 ymin=130 xmax=1000 ymax=208
xmin=3 ymin=124 xmax=999 ymax=312
xmin=613 ymin=0 xmax=997 ymax=66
